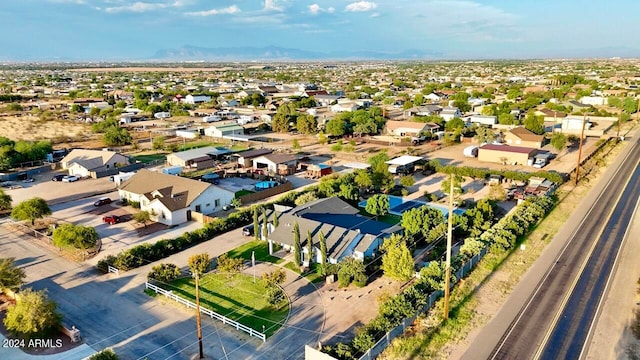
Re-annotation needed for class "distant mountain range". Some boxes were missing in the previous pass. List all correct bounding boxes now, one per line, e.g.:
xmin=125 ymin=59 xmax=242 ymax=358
xmin=152 ymin=45 xmax=444 ymax=61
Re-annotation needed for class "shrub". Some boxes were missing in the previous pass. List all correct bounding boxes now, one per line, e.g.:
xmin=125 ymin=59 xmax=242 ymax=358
xmin=216 ymin=253 xmax=243 ymax=275
xmin=88 ymin=348 xmax=119 ymax=360
xmin=188 ymin=253 xmax=211 ymax=275
xmin=147 ymin=263 xmax=181 ymax=283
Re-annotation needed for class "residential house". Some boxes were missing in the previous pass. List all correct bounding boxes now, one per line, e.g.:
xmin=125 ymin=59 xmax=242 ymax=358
xmin=440 ymin=106 xmax=462 ymax=121
xmin=566 ymin=100 xmax=593 ymax=111
xmin=267 ymin=197 xmax=402 ymax=263
xmin=118 ymin=170 xmax=233 ymax=226
xmin=184 ymin=94 xmax=212 ymax=104
xmin=385 ymin=120 xmax=433 ymax=137
xmin=233 ymin=149 xmax=274 ymax=168
xmin=252 ymin=154 xmax=298 ymax=175
xmin=466 ymin=114 xmax=497 ymax=126
xmin=424 ymin=92 xmax=445 ymax=102
xmin=580 ymin=96 xmax=607 ymax=106
xmin=204 ymin=122 xmax=244 ymax=138
xmin=61 ymin=149 xmax=130 ymax=178
xmin=258 ymin=86 xmax=280 ymax=96
xmin=503 ymin=127 xmax=545 ymax=149
xmin=331 ymin=101 xmax=359 ymax=113
xmin=403 ymin=105 xmax=442 ymax=118
xmin=478 ymin=144 xmax=537 ymax=166
xmin=534 ymin=108 xmax=567 ymax=123
xmin=166 ymin=146 xmax=231 ymax=169
xmin=315 ymin=95 xmax=342 ymax=107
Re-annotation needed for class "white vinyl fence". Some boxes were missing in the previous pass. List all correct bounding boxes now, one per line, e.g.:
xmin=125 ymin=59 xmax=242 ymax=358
xmin=145 ymin=282 xmax=267 ymax=342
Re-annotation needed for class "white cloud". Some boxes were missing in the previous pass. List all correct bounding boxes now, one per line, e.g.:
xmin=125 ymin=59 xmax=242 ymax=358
xmin=264 ymin=0 xmax=282 ymax=11
xmin=309 ymin=4 xmax=335 ymax=15
xmin=185 ymin=5 xmax=240 ymax=16
xmin=345 ymin=1 xmax=377 ymax=12
xmin=104 ymin=1 xmax=183 ymax=13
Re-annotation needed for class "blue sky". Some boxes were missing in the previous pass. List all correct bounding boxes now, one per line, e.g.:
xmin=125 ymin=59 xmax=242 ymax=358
xmin=2 ymin=0 xmax=640 ymax=60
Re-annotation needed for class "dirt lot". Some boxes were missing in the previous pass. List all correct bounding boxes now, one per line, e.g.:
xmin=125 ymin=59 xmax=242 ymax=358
xmin=0 ymin=115 xmax=90 ymax=142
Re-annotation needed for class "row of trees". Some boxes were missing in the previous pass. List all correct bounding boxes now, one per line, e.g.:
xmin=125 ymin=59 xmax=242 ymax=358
xmin=324 ymin=195 xmax=557 ymax=359
xmin=0 ymin=137 xmax=52 ymax=171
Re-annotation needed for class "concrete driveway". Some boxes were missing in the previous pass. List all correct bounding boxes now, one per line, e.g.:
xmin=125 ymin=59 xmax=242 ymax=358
xmin=6 ymin=170 xmax=116 ymax=206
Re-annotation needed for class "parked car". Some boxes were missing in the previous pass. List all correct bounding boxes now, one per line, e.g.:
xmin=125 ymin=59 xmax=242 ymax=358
xmin=52 ymin=174 xmax=65 ymax=181
xmin=242 ymin=225 xmax=254 ymax=236
xmin=61 ymin=175 xmax=79 ymax=182
xmin=94 ymin=197 xmax=112 ymax=206
xmin=22 ymin=178 xmax=35 ymax=183
xmin=102 ymin=215 xmax=121 ymax=224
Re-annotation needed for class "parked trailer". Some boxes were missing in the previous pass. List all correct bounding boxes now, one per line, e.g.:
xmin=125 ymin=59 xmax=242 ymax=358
xmin=463 ymin=145 xmax=479 ymax=158
xmin=161 ymin=166 xmax=183 ymax=175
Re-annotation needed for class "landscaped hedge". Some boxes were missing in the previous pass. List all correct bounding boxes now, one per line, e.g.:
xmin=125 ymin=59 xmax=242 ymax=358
xmin=323 ymin=194 xmax=557 ymax=359
xmin=428 ymin=159 xmax=566 ymax=184
xmin=97 ymin=206 xmax=257 ymax=272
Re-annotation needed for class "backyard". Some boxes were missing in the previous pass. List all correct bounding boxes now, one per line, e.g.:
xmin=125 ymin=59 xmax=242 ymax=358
xmin=169 ymin=272 xmax=289 ymax=337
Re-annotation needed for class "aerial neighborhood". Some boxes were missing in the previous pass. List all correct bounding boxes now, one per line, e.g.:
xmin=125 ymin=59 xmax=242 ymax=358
xmin=0 ymin=59 xmax=638 ymax=360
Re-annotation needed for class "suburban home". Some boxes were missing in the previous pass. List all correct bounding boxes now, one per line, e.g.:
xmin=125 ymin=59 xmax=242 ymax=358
xmin=466 ymin=114 xmax=497 ymax=126
xmin=204 ymin=122 xmax=244 ymax=138
xmin=331 ymin=101 xmax=359 ymax=113
xmin=315 ymin=94 xmax=342 ymax=107
xmin=503 ymin=127 xmax=545 ymax=149
xmin=61 ymin=149 xmax=129 ymax=178
xmin=233 ymin=149 xmax=274 ymax=168
xmin=579 ymin=96 xmax=607 ymax=106
xmin=166 ymin=146 xmax=232 ymax=169
xmin=424 ymin=92 xmax=445 ymax=102
xmin=535 ymin=109 xmax=567 ymax=123
xmin=385 ymin=120 xmax=433 ymax=137
xmin=440 ymin=106 xmax=462 ymax=121
xmin=403 ymin=105 xmax=442 ymax=118
xmin=478 ymin=144 xmax=537 ymax=166
xmin=561 ymin=117 xmax=592 ymax=134
xmin=252 ymin=154 xmax=298 ymax=175
xmin=566 ymin=100 xmax=593 ymax=111
xmin=118 ymin=170 xmax=233 ymax=226
xmin=184 ymin=94 xmax=212 ymax=104
xmin=267 ymin=197 xmax=402 ymax=263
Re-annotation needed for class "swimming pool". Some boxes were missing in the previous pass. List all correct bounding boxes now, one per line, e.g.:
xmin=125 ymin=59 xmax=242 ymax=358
xmin=359 ymin=195 xmax=465 ymax=217
xmin=255 ymin=181 xmax=278 ymax=191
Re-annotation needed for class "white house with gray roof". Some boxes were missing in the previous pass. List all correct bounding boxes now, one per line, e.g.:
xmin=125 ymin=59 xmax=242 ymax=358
xmin=61 ymin=149 xmax=129 ymax=178
xmin=165 ymin=146 xmax=232 ymax=168
xmin=118 ymin=169 xmax=233 ymax=226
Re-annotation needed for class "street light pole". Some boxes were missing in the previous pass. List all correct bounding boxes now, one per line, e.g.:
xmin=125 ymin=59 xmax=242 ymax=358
xmin=574 ymin=112 xmax=587 ymax=186
xmin=195 ymin=271 xmax=204 ymax=359
xmin=444 ymin=173 xmax=454 ymax=320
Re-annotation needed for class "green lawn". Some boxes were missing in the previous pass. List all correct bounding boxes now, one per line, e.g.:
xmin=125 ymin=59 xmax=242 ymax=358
xmin=178 ymin=140 xmax=248 ymax=152
xmin=226 ymin=240 xmax=284 ymax=264
xmin=131 ymin=153 xmax=166 ymax=163
xmin=284 ymin=262 xmax=325 ymax=284
xmin=235 ymin=189 xmax=255 ymax=198
xmin=358 ymin=209 xmax=401 ymax=225
xmin=170 ymin=273 xmax=289 ymax=337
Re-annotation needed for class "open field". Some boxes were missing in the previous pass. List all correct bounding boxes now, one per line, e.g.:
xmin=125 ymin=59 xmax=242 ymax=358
xmin=0 ymin=115 xmax=90 ymax=142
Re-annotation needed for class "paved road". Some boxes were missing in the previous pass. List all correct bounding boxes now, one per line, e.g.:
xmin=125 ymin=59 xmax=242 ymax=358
xmin=485 ymin=137 xmax=640 ymax=360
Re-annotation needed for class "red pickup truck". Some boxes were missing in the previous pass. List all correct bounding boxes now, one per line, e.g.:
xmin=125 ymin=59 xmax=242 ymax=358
xmin=102 ymin=215 xmax=121 ymax=225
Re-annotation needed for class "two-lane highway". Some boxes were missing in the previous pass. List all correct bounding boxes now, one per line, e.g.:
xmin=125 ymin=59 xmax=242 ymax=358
xmin=486 ymin=136 xmax=640 ymax=360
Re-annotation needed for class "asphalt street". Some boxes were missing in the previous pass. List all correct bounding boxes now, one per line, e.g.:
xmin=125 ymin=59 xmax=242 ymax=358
xmin=461 ymin=136 xmax=640 ymax=360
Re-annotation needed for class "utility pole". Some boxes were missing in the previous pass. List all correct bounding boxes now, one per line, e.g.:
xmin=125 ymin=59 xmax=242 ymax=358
xmin=575 ymin=112 xmax=587 ymax=186
xmin=444 ymin=173 xmax=454 ymax=320
xmin=195 ymin=271 xmax=204 ymax=359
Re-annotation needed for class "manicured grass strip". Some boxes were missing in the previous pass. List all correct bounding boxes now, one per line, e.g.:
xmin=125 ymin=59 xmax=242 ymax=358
xmin=170 ymin=273 xmax=288 ymax=337
xmin=225 ymin=240 xmax=284 ymax=264
xmin=131 ymin=153 xmax=166 ymax=163
xmin=235 ymin=189 xmax=255 ymax=197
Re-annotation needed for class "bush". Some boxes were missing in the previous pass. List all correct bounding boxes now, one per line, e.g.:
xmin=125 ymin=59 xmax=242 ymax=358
xmin=52 ymin=223 xmax=98 ymax=249
xmin=147 ymin=263 xmax=181 ymax=283
xmin=88 ymin=348 xmax=119 ymax=360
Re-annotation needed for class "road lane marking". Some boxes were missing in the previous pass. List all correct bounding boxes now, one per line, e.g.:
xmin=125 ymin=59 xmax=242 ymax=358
xmin=532 ymin=154 xmax=640 ymax=360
